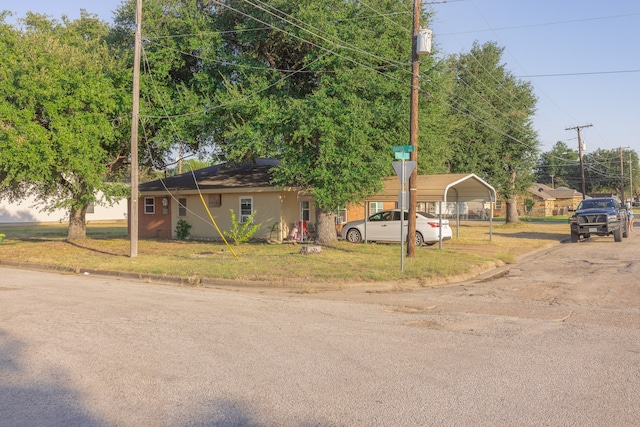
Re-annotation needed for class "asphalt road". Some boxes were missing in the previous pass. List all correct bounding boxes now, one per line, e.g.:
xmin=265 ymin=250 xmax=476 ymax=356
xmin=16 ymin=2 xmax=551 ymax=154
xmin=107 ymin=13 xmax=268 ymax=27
xmin=1 ymin=233 xmax=639 ymax=426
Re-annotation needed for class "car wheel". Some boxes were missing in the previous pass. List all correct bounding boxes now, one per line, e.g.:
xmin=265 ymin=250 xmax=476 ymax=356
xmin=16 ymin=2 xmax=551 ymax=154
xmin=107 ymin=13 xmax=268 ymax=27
xmin=614 ymin=227 xmax=623 ymax=242
xmin=345 ymin=228 xmax=362 ymax=243
xmin=570 ymin=230 xmax=579 ymax=243
xmin=415 ymin=232 xmax=424 ymax=247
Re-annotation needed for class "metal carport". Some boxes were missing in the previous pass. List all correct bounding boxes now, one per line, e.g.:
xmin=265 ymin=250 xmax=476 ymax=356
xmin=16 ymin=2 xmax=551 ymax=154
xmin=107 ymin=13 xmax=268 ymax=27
xmin=373 ymin=173 xmax=497 ymax=248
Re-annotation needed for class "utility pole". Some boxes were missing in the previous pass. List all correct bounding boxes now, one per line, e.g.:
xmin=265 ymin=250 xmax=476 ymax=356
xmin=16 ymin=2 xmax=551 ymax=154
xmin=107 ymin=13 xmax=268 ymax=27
xmin=566 ymin=124 xmax=592 ymax=199
xmin=620 ymin=147 xmax=625 ymax=204
xmin=407 ymin=0 xmax=421 ymax=257
xmin=129 ymin=0 xmax=142 ymax=258
xmin=630 ymin=154 xmax=634 ymax=203
xmin=408 ymin=1 xmax=431 ymax=256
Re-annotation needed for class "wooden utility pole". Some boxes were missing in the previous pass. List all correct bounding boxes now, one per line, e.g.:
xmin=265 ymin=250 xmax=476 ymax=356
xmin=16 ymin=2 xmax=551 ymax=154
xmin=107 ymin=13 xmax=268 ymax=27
xmin=130 ymin=0 xmax=142 ymax=258
xmin=566 ymin=124 xmax=592 ymax=200
xmin=407 ymin=0 xmax=421 ymax=257
xmin=620 ymin=147 xmax=626 ymax=204
xmin=630 ymin=154 xmax=634 ymax=203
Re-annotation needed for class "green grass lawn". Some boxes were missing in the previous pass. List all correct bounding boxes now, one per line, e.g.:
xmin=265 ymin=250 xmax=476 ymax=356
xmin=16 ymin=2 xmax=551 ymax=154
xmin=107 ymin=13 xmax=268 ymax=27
xmin=0 ymin=221 xmax=569 ymax=288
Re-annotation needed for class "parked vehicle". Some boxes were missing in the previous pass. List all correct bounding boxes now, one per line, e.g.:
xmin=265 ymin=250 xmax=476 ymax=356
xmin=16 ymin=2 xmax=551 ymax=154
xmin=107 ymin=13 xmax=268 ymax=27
xmin=568 ymin=197 xmax=628 ymax=242
xmin=340 ymin=209 xmax=452 ymax=246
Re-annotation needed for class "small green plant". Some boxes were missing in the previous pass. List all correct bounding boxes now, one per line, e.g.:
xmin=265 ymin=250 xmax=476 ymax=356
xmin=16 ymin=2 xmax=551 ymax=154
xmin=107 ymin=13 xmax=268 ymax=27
xmin=175 ymin=218 xmax=192 ymax=240
xmin=223 ymin=209 xmax=261 ymax=245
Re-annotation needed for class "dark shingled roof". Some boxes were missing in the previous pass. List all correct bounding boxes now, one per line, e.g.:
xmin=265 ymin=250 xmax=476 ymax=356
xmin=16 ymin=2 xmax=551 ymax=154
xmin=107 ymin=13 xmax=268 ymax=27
xmin=139 ymin=159 xmax=280 ymax=192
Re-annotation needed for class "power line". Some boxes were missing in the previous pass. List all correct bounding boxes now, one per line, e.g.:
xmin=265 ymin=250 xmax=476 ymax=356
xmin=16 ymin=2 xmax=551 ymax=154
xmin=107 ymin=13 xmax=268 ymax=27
xmin=517 ymin=69 xmax=640 ymax=78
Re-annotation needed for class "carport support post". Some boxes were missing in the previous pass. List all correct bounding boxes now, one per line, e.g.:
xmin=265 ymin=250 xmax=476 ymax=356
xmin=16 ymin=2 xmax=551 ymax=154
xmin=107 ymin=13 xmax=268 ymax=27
xmin=490 ymin=198 xmax=494 ymax=241
xmin=456 ymin=201 xmax=460 ymax=239
xmin=438 ymin=202 xmax=443 ymax=250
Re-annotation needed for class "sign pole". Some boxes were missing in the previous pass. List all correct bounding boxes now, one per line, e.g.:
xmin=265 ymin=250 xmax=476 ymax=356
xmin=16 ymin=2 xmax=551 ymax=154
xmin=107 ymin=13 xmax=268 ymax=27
xmin=392 ymin=146 xmax=416 ymax=272
xmin=400 ymin=158 xmax=405 ymax=272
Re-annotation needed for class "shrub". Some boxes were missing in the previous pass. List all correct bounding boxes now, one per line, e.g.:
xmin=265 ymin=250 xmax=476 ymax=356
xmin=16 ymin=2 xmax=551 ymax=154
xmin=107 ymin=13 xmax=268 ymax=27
xmin=223 ymin=209 xmax=261 ymax=245
xmin=175 ymin=218 xmax=192 ymax=240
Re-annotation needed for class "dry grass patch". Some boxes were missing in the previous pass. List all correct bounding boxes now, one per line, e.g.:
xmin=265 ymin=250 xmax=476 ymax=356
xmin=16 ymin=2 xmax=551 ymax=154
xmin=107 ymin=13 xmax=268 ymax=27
xmin=0 ymin=221 xmax=568 ymax=287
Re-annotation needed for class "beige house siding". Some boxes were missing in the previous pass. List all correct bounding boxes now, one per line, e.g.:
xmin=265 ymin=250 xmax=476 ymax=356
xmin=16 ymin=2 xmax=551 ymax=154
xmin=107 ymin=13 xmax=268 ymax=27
xmin=136 ymin=160 xmax=320 ymax=242
xmin=138 ymin=188 xmax=315 ymax=242
xmin=156 ymin=190 xmax=295 ymax=241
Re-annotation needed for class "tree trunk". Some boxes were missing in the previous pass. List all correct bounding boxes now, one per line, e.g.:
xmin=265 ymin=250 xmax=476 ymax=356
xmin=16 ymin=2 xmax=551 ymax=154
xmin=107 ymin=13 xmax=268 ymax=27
xmin=505 ymin=166 xmax=520 ymax=223
xmin=315 ymin=208 xmax=337 ymax=244
xmin=505 ymin=198 xmax=520 ymax=223
xmin=67 ymin=205 xmax=88 ymax=241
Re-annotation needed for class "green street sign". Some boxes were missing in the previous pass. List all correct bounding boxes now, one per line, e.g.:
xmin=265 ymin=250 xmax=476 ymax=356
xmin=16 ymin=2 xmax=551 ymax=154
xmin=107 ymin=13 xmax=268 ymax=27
xmin=392 ymin=145 xmax=414 ymax=153
xmin=394 ymin=152 xmax=410 ymax=160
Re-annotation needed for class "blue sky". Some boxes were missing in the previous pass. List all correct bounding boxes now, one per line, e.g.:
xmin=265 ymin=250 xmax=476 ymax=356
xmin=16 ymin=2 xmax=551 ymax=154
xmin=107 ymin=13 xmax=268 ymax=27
xmin=5 ymin=0 xmax=639 ymax=154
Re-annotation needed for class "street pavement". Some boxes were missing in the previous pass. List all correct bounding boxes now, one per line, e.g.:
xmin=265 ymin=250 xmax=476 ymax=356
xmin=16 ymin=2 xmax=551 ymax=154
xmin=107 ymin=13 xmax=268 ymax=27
xmin=1 ymin=237 xmax=639 ymax=426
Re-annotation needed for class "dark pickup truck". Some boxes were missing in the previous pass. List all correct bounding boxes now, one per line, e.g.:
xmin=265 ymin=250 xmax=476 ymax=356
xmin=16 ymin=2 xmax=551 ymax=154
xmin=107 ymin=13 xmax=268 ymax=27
xmin=569 ymin=197 xmax=628 ymax=243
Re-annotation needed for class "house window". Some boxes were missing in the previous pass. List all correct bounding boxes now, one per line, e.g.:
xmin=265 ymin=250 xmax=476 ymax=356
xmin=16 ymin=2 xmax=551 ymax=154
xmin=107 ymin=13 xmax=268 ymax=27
xmin=208 ymin=194 xmax=221 ymax=208
xmin=369 ymin=202 xmax=384 ymax=214
xmin=144 ymin=197 xmax=155 ymax=214
xmin=178 ymin=198 xmax=187 ymax=217
xmin=240 ymin=197 xmax=253 ymax=223
xmin=495 ymin=200 xmax=502 ymax=210
xmin=86 ymin=203 xmax=95 ymax=214
xmin=300 ymin=201 xmax=310 ymax=222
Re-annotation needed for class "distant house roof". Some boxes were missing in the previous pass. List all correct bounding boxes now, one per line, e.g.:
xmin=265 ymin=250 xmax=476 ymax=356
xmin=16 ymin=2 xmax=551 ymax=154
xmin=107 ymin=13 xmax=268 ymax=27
xmin=528 ymin=183 xmax=583 ymax=200
xmin=139 ymin=159 xmax=281 ymax=193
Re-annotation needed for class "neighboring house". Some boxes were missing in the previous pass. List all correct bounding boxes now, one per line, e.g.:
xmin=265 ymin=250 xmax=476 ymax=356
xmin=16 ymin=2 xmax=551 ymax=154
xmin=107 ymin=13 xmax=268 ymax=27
xmin=522 ymin=184 xmax=585 ymax=216
xmin=0 ymin=194 xmax=128 ymax=225
xmin=134 ymin=159 xmax=313 ymax=241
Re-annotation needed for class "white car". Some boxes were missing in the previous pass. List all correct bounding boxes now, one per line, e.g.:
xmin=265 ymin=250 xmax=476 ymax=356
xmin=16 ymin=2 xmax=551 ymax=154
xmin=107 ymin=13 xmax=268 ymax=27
xmin=340 ymin=209 xmax=452 ymax=246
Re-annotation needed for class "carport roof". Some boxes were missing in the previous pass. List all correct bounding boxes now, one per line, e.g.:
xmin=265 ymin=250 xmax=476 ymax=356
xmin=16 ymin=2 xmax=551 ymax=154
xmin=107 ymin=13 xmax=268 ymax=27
xmin=376 ymin=173 xmax=496 ymax=203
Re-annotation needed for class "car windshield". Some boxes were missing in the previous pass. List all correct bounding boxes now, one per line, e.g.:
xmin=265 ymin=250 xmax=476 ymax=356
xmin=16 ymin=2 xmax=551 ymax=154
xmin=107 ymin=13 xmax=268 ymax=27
xmin=578 ymin=200 xmax=616 ymax=210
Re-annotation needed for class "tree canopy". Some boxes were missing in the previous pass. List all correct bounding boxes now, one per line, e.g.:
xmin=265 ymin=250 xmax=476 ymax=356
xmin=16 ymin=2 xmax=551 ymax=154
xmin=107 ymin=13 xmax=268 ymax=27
xmin=446 ymin=41 xmax=539 ymax=222
xmin=535 ymin=143 xmax=639 ymax=201
xmin=2 ymin=1 xmax=546 ymax=241
xmin=0 ymin=12 xmax=130 ymax=239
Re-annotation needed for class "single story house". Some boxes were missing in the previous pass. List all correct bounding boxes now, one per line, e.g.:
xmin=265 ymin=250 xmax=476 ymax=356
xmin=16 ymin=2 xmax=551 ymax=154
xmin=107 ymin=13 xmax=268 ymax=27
xmin=134 ymin=159 xmax=313 ymax=241
xmin=0 ymin=193 xmax=128 ymax=225
xmin=520 ymin=183 xmax=585 ymax=217
xmin=134 ymin=161 xmax=496 ymax=243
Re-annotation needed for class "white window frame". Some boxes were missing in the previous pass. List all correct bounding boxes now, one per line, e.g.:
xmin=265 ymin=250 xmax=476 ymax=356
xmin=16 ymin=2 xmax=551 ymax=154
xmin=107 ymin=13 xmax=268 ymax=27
xmin=144 ymin=197 xmax=155 ymax=214
xmin=240 ymin=197 xmax=253 ymax=223
xmin=369 ymin=202 xmax=384 ymax=214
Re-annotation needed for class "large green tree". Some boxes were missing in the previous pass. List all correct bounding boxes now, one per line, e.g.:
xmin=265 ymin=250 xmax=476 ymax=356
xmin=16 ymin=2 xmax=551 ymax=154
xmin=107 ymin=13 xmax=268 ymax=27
xmin=112 ymin=0 xmax=452 ymax=243
xmin=0 ymin=13 xmax=129 ymax=240
xmin=208 ymin=0 xmax=452 ymax=242
xmin=534 ymin=141 xmax=581 ymax=189
xmin=447 ymin=42 xmax=539 ymax=222
xmin=583 ymin=148 xmax=639 ymax=199
xmin=109 ymin=0 xmax=223 ymax=169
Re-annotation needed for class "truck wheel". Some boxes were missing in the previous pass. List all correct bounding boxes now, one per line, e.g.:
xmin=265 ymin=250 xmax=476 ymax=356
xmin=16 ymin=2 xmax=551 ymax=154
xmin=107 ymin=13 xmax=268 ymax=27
xmin=623 ymin=222 xmax=629 ymax=238
xmin=614 ymin=227 xmax=623 ymax=242
xmin=570 ymin=230 xmax=579 ymax=243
